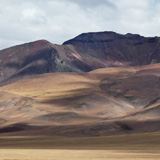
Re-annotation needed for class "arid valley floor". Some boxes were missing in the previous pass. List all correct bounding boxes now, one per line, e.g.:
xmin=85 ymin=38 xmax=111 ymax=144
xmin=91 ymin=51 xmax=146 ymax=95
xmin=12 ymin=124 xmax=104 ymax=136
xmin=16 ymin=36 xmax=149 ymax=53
xmin=0 ymin=132 xmax=160 ymax=160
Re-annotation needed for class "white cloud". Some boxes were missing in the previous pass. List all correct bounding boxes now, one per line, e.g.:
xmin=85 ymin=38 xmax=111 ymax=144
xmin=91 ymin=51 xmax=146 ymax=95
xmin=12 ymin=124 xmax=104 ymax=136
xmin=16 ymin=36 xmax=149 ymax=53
xmin=0 ymin=0 xmax=160 ymax=50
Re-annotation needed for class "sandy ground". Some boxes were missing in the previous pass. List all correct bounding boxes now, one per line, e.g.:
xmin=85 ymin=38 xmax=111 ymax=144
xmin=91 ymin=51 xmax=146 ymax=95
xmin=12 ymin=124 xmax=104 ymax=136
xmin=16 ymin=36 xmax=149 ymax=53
xmin=0 ymin=132 xmax=159 ymax=160
xmin=0 ymin=149 xmax=160 ymax=160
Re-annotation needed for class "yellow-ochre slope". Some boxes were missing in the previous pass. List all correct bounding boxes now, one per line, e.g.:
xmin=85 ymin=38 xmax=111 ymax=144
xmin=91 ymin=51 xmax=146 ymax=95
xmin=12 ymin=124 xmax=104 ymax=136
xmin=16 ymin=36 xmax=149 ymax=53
xmin=0 ymin=64 xmax=160 ymax=136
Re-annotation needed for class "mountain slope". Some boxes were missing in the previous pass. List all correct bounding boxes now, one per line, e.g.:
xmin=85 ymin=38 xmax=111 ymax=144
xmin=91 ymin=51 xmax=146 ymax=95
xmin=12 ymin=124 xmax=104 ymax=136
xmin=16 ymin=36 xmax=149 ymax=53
xmin=1 ymin=31 xmax=160 ymax=86
xmin=0 ymin=40 xmax=82 ymax=86
xmin=63 ymin=31 xmax=160 ymax=67
xmin=0 ymin=64 xmax=160 ymax=136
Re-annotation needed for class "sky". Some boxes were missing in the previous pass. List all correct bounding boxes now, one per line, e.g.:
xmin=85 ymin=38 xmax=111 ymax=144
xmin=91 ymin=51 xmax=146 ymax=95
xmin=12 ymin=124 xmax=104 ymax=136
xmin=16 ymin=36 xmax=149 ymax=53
xmin=0 ymin=0 xmax=160 ymax=50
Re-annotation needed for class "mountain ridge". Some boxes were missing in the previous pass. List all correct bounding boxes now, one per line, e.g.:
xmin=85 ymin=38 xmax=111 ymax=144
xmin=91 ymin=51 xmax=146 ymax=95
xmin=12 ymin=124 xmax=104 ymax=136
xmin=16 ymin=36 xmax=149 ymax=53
xmin=1 ymin=31 xmax=160 ymax=86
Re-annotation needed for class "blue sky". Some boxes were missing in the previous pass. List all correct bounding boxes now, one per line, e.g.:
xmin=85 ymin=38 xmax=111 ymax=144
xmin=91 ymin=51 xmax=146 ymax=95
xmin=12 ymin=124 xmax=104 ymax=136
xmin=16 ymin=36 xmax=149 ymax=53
xmin=0 ymin=0 xmax=160 ymax=50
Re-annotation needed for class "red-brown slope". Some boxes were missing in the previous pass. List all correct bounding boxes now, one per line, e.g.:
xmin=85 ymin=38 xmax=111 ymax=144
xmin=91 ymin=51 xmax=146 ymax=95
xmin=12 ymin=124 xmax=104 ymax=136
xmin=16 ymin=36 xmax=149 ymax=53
xmin=63 ymin=31 xmax=160 ymax=68
xmin=1 ymin=31 xmax=160 ymax=87
xmin=0 ymin=40 xmax=85 ymax=87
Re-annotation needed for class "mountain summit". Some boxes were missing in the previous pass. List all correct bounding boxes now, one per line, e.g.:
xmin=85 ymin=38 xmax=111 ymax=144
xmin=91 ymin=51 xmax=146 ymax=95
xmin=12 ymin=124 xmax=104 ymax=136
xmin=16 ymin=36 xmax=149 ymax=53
xmin=0 ymin=31 xmax=160 ymax=86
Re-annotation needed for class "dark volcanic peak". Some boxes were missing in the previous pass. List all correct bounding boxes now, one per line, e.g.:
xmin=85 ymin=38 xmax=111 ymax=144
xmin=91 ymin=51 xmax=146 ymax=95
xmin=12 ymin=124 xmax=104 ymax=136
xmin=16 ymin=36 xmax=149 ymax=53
xmin=63 ymin=31 xmax=145 ymax=44
xmin=63 ymin=31 xmax=125 ymax=44
xmin=63 ymin=31 xmax=160 ymax=45
xmin=1 ymin=31 xmax=160 ymax=86
xmin=63 ymin=31 xmax=160 ymax=67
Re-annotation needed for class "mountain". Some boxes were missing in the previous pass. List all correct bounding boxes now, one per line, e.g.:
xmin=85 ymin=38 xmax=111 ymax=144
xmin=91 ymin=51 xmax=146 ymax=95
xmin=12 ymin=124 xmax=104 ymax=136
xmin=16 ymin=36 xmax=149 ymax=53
xmin=1 ymin=31 xmax=160 ymax=86
xmin=0 ymin=31 xmax=160 ymax=136
xmin=0 ymin=64 xmax=160 ymax=136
